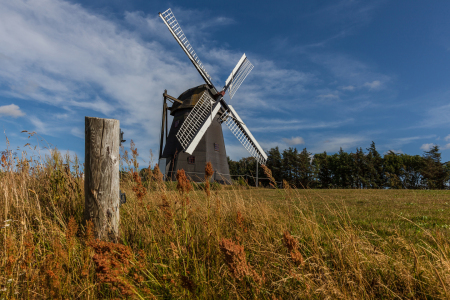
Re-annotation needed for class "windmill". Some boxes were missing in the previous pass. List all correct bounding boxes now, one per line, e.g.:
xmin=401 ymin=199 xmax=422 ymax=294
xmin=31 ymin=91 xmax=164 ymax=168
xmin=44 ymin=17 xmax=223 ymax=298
xmin=158 ymin=8 xmax=267 ymax=183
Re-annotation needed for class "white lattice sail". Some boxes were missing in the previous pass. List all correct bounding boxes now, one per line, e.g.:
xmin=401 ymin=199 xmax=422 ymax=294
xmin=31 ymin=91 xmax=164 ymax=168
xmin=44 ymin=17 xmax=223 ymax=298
xmin=225 ymin=54 xmax=254 ymax=99
xmin=160 ymin=8 xmax=212 ymax=86
xmin=223 ymin=105 xmax=267 ymax=165
xmin=176 ymin=92 xmax=221 ymax=154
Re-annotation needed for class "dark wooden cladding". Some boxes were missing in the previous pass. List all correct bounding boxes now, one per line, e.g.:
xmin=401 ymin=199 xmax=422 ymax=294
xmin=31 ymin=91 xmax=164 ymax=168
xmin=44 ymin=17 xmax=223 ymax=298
xmin=161 ymin=85 xmax=232 ymax=184
xmin=84 ymin=116 xmax=120 ymax=242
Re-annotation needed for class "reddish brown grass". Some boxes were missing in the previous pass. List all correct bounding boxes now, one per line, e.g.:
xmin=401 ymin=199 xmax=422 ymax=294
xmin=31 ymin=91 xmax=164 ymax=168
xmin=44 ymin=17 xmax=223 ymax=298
xmin=283 ymin=230 xmax=304 ymax=265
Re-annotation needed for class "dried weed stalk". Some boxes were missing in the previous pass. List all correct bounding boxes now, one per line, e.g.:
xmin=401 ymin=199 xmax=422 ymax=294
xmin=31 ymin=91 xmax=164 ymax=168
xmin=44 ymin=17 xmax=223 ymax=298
xmin=176 ymin=169 xmax=192 ymax=195
xmin=132 ymin=171 xmax=147 ymax=204
xmin=153 ymin=163 xmax=165 ymax=190
xmin=219 ymin=238 xmax=261 ymax=284
xmin=261 ymin=164 xmax=277 ymax=188
xmin=205 ymin=161 xmax=214 ymax=197
xmin=88 ymin=239 xmax=134 ymax=297
xmin=236 ymin=211 xmax=248 ymax=233
xmin=283 ymin=230 xmax=304 ymax=265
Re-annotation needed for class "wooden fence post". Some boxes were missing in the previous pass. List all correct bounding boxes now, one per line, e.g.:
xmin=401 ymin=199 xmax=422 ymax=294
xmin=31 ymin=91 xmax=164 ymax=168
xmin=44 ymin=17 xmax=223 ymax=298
xmin=84 ymin=116 xmax=120 ymax=242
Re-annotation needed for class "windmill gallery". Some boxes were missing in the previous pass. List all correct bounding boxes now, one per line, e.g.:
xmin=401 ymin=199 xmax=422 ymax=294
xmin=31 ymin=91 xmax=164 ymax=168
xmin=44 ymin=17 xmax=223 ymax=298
xmin=157 ymin=8 xmax=267 ymax=184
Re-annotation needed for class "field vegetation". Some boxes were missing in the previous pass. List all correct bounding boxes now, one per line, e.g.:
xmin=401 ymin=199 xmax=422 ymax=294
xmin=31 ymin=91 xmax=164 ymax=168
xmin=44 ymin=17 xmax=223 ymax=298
xmin=1 ymin=144 xmax=450 ymax=299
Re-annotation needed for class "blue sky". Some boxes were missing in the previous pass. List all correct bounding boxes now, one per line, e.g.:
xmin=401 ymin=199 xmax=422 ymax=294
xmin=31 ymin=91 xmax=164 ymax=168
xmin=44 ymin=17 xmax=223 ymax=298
xmin=1 ymin=0 xmax=450 ymax=165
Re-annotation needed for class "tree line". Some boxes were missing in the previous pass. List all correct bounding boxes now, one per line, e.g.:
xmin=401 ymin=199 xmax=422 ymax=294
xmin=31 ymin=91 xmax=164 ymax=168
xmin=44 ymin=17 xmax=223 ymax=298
xmin=227 ymin=142 xmax=450 ymax=189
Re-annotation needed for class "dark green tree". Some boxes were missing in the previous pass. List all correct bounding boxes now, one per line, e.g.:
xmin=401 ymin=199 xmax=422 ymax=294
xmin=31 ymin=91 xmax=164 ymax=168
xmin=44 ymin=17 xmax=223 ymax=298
xmin=266 ymin=147 xmax=283 ymax=182
xmin=421 ymin=145 xmax=448 ymax=189
xmin=312 ymin=152 xmax=331 ymax=188
xmin=353 ymin=147 xmax=367 ymax=189
xmin=366 ymin=142 xmax=385 ymax=188
xmin=383 ymin=151 xmax=404 ymax=189
xmin=282 ymin=148 xmax=297 ymax=185
xmin=227 ymin=156 xmax=239 ymax=176
xmin=336 ymin=148 xmax=353 ymax=188
xmin=402 ymin=154 xmax=424 ymax=189
xmin=297 ymin=148 xmax=313 ymax=188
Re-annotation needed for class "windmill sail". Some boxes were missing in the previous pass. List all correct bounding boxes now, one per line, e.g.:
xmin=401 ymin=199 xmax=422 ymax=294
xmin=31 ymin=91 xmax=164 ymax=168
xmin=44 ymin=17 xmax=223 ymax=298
xmin=224 ymin=54 xmax=254 ymax=99
xmin=176 ymin=92 xmax=221 ymax=154
xmin=222 ymin=105 xmax=267 ymax=165
xmin=159 ymin=8 xmax=213 ymax=87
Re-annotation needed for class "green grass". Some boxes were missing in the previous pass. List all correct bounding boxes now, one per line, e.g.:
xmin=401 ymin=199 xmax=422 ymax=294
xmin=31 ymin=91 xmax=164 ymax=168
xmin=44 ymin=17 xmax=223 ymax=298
xmin=237 ymin=189 xmax=450 ymax=240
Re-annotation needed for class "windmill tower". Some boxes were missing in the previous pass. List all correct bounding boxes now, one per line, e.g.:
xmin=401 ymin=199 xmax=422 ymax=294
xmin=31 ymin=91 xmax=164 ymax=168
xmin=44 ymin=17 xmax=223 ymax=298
xmin=158 ymin=9 xmax=267 ymax=183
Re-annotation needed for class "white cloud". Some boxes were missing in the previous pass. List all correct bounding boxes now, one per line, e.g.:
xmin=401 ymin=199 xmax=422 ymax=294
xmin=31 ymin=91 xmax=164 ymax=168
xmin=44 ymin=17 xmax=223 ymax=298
xmin=43 ymin=148 xmax=80 ymax=161
xmin=251 ymin=118 xmax=352 ymax=132
xmin=310 ymin=135 xmax=367 ymax=153
xmin=420 ymin=143 xmax=435 ymax=151
xmin=363 ymin=80 xmax=381 ymax=90
xmin=318 ymin=93 xmax=339 ymax=100
xmin=197 ymin=16 xmax=235 ymax=30
xmin=224 ymin=143 xmax=250 ymax=161
xmin=311 ymin=53 xmax=390 ymax=89
xmin=70 ymin=127 xmax=83 ymax=138
xmin=442 ymin=143 xmax=450 ymax=150
xmin=54 ymin=113 xmax=69 ymax=119
xmin=444 ymin=134 xmax=450 ymax=141
xmin=413 ymin=90 xmax=450 ymax=129
xmin=0 ymin=104 xmax=25 ymax=117
xmin=282 ymin=136 xmax=305 ymax=146
xmin=422 ymin=104 xmax=450 ymax=127
xmin=382 ymin=135 xmax=436 ymax=150
xmin=341 ymin=85 xmax=355 ymax=91
xmin=29 ymin=116 xmax=48 ymax=135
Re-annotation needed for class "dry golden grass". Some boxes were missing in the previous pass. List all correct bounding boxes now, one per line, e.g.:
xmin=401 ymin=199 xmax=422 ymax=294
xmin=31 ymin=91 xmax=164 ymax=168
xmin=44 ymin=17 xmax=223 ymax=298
xmin=1 ymin=147 xmax=450 ymax=299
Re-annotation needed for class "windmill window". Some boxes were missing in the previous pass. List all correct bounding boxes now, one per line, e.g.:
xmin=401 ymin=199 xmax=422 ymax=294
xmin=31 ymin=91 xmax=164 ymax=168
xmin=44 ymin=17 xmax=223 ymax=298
xmin=174 ymin=120 xmax=180 ymax=128
xmin=188 ymin=156 xmax=195 ymax=164
xmin=214 ymin=143 xmax=219 ymax=151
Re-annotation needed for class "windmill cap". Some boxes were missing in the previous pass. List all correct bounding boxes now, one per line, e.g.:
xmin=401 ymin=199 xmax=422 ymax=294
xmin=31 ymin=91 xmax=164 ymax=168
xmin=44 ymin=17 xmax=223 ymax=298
xmin=169 ymin=84 xmax=214 ymax=115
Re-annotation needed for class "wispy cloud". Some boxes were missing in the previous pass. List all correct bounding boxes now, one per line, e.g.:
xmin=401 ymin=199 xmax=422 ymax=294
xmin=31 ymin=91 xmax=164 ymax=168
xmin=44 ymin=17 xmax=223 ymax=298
xmin=423 ymin=103 xmax=450 ymax=127
xmin=364 ymin=80 xmax=382 ymax=90
xmin=223 ymin=143 xmax=251 ymax=161
xmin=318 ymin=93 xmax=339 ymax=100
xmin=29 ymin=116 xmax=48 ymax=135
xmin=310 ymin=135 xmax=367 ymax=153
xmin=341 ymin=85 xmax=355 ymax=91
xmin=221 ymin=57 xmax=316 ymax=113
xmin=315 ymin=0 xmax=383 ymax=27
xmin=420 ymin=143 xmax=435 ymax=151
xmin=310 ymin=53 xmax=391 ymax=90
xmin=282 ymin=136 xmax=305 ymax=146
xmin=124 ymin=9 xmax=234 ymax=45
xmin=70 ymin=127 xmax=83 ymax=139
xmin=382 ymin=135 xmax=436 ymax=150
xmin=0 ymin=104 xmax=25 ymax=117
xmin=251 ymin=118 xmax=352 ymax=132
xmin=445 ymin=134 xmax=450 ymax=142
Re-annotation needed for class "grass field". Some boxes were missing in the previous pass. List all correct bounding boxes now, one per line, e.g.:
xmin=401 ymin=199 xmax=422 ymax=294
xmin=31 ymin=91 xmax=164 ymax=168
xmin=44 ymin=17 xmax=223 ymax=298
xmin=238 ymin=188 xmax=450 ymax=241
xmin=1 ymin=150 xmax=450 ymax=299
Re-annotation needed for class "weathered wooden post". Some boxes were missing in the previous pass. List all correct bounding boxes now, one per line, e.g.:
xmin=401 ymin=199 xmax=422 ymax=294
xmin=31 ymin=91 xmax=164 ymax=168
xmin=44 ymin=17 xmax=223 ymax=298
xmin=84 ymin=116 xmax=120 ymax=242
